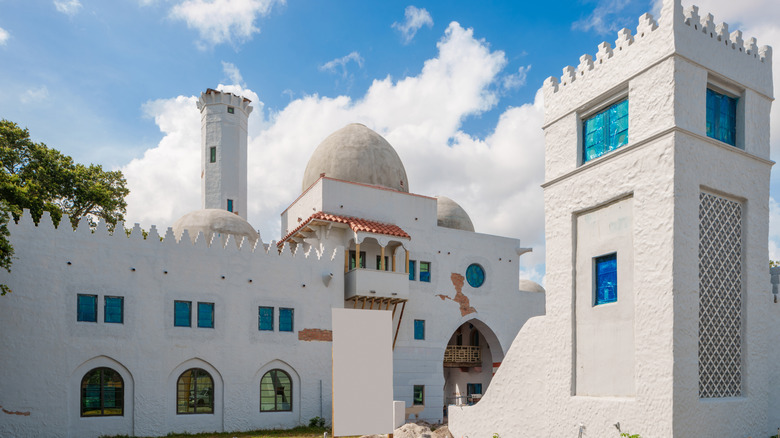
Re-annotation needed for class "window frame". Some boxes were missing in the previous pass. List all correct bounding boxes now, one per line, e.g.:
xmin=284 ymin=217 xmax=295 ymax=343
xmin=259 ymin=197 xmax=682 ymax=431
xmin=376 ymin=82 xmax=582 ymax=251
xmin=77 ymin=294 xmax=98 ymax=323
xmin=174 ymin=301 xmax=192 ymax=327
xmin=227 ymin=106 xmax=235 ymax=114
xmin=376 ymin=255 xmax=389 ymax=271
xmin=259 ymin=306 xmax=274 ymax=331
xmin=594 ymin=253 xmax=618 ymax=305
xmin=414 ymin=319 xmax=425 ymax=340
xmin=104 ymin=296 xmax=124 ymax=324
xmin=580 ymin=92 xmax=629 ymax=164
xmin=279 ymin=308 xmax=294 ymax=332
xmin=419 ymin=261 xmax=431 ymax=283
xmin=413 ymin=385 xmax=425 ymax=406
xmin=176 ymin=368 xmax=214 ymax=415
xmin=260 ymin=369 xmax=293 ymax=412
xmin=197 ymin=302 xmax=214 ymax=329
xmin=409 ymin=260 xmax=416 ymax=281
xmin=706 ymin=85 xmax=739 ymax=147
xmin=227 ymin=199 xmax=233 ymax=212
xmin=209 ymin=146 xmax=216 ymax=163
xmin=465 ymin=263 xmax=485 ymax=288
xmin=81 ymin=367 xmax=124 ymax=417
xmin=349 ymin=250 xmax=366 ymax=270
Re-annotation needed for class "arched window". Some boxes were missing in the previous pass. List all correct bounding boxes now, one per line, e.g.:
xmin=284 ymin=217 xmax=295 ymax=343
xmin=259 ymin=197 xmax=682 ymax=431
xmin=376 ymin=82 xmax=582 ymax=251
xmin=81 ymin=367 xmax=124 ymax=417
xmin=260 ymin=369 xmax=292 ymax=412
xmin=176 ymin=368 xmax=214 ymax=414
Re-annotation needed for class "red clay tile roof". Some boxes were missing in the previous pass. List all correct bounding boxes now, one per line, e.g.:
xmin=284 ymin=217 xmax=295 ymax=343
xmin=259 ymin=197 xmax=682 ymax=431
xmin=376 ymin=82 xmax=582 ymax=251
xmin=279 ymin=212 xmax=410 ymax=246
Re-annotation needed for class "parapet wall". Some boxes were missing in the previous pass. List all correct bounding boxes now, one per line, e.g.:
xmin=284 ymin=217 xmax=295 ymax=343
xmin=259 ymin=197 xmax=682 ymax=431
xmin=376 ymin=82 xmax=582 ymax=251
xmin=197 ymin=88 xmax=253 ymax=116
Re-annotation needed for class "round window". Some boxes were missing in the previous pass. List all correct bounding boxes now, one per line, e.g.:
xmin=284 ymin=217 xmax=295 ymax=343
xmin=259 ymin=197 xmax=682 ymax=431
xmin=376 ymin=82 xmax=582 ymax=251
xmin=466 ymin=264 xmax=485 ymax=288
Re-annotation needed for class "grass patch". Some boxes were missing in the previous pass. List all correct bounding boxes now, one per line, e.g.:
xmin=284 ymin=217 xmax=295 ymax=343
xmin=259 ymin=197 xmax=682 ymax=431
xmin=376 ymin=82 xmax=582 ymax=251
xmin=101 ymin=426 xmax=343 ymax=438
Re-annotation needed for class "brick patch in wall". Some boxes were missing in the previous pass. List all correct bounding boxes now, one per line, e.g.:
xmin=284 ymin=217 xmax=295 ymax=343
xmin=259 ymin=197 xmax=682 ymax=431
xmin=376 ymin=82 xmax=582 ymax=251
xmin=298 ymin=328 xmax=333 ymax=342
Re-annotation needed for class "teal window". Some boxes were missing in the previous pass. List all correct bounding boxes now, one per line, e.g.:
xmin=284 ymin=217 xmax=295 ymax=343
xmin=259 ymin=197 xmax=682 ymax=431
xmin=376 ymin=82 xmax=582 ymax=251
xmin=259 ymin=306 xmax=274 ymax=331
xmin=227 ymin=106 xmax=235 ymax=114
xmin=260 ymin=369 xmax=292 ymax=412
xmin=174 ymin=301 xmax=191 ymax=327
xmin=227 ymin=199 xmax=233 ymax=212
xmin=409 ymin=260 xmax=416 ymax=281
xmin=81 ymin=367 xmax=123 ymax=417
xmin=104 ymin=296 xmax=123 ymax=324
xmin=466 ymin=264 xmax=485 ymax=288
xmin=414 ymin=319 xmax=425 ymax=340
xmin=176 ymin=368 xmax=213 ymax=414
xmin=349 ymin=250 xmax=366 ymax=270
xmin=420 ymin=261 xmax=431 ymax=282
xmin=209 ymin=146 xmax=216 ymax=163
xmin=583 ymin=98 xmax=628 ymax=162
xmin=197 ymin=302 xmax=214 ymax=328
xmin=706 ymin=88 xmax=737 ymax=146
xmin=595 ymin=253 xmax=617 ymax=305
xmin=413 ymin=385 xmax=424 ymax=406
xmin=77 ymin=294 xmax=97 ymax=322
xmin=279 ymin=308 xmax=294 ymax=332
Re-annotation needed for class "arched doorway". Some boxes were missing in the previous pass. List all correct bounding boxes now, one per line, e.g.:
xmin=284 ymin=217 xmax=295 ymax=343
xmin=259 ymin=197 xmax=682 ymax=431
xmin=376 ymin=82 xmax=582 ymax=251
xmin=442 ymin=319 xmax=503 ymax=418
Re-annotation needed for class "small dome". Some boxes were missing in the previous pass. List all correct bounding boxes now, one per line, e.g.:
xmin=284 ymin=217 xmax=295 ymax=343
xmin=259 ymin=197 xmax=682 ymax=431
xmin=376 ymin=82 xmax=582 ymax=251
xmin=519 ymin=279 xmax=545 ymax=294
xmin=302 ymin=123 xmax=409 ymax=192
xmin=173 ymin=209 xmax=259 ymax=246
xmin=436 ymin=196 xmax=475 ymax=232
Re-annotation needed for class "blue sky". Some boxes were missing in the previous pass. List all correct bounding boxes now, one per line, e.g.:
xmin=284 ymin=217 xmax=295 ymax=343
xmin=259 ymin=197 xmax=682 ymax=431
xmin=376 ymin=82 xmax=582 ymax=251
xmin=0 ymin=0 xmax=778 ymax=285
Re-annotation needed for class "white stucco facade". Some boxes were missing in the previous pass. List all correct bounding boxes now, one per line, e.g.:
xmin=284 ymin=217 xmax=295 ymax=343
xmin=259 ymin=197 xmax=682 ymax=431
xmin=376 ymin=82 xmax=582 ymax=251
xmin=449 ymin=0 xmax=774 ymax=437
xmin=0 ymin=94 xmax=544 ymax=436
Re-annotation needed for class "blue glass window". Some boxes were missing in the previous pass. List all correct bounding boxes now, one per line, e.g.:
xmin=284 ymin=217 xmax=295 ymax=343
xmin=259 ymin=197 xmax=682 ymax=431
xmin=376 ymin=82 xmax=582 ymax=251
xmin=414 ymin=319 xmax=425 ymax=340
xmin=583 ymin=99 xmax=629 ymax=163
xmin=706 ymin=88 xmax=737 ymax=146
xmin=227 ymin=199 xmax=233 ymax=212
xmin=595 ymin=254 xmax=617 ymax=305
xmin=279 ymin=308 xmax=294 ymax=332
xmin=198 ymin=302 xmax=214 ymax=328
xmin=77 ymin=294 xmax=97 ymax=322
xmin=174 ymin=301 xmax=191 ymax=327
xmin=81 ymin=367 xmax=124 ymax=417
xmin=466 ymin=383 xmax=482 ymax=404
xmin=259 ymin=306 xmax=274 ymax=331
xmin=420 ymin=262 xmax=431 ymax=282
xmin=466 ymin=264 xmax=485 ymax=288
xmin=104 ymin=296 xmax=123 ymax=324
xmin=409 ymin=260 xmax=416 ymax=281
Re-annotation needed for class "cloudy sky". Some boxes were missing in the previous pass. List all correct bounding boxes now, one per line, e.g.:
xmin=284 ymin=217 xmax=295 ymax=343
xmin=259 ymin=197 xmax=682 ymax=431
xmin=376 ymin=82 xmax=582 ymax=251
xmin=1 ymin=0 xmax=778 ymax=285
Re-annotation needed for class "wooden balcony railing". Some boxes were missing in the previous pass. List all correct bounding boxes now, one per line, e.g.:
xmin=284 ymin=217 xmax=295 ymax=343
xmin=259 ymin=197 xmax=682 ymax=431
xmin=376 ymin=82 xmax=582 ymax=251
xmin=443 ymin=345 xmax=481 ymax=367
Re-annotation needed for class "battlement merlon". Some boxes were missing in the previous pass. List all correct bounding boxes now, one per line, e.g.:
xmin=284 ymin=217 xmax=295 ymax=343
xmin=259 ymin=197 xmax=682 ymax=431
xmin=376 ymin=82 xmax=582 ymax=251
xmin=197 ymin=88 xmax=254 ymax=117
xmin=542 ymin=0 xmax=772 ymax=126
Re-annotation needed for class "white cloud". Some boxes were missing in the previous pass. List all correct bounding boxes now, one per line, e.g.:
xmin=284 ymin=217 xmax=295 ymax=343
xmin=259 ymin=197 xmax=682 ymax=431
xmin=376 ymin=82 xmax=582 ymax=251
xmin=392 ymin=5 xmax=433 ymax=44
xmin=0 ymin=27 xmax=9 ymax=46
xmin=319 ymin=51 xmax=364 ymax=78
xmin=170 ymin=0 xmax=281 ymax=48
xmin=221 ymin=61 xmax=245 ymax=86
xmin=53 ymin=0 xmax=82 ymax=16
xmin=503 ymin=64 xmax=531 ymax=90
xmin=572 ymin=0 xmax=632 ymax=35
xmin=122 ymin=21 xmax=546 ymax=281
xmin=20 ymin=86 xmax=49 ymax=104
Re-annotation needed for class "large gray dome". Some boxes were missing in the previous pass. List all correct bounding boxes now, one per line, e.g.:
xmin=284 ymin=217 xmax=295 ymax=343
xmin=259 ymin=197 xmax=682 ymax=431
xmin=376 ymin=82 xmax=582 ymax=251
xmin=519 ymin=279 xmax=545 ymax=294
xmin=173 ymin=209 xmax=259 ymax=246
xmin=302 ymin=123 xmax=409 ymax=192
xmin=436 ymin=196 xmax=475 ymax=232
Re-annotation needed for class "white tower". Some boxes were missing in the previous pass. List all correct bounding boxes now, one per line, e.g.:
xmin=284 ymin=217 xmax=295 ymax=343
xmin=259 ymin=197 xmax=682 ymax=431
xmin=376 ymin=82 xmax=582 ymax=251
xmin=197 ymin=88 xmax=253 ymax=219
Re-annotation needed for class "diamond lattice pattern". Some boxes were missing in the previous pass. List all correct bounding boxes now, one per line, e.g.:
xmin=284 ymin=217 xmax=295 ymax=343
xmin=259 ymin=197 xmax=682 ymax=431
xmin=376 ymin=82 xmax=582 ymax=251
xmin=698 ymin=192 xmax=742 ymax=398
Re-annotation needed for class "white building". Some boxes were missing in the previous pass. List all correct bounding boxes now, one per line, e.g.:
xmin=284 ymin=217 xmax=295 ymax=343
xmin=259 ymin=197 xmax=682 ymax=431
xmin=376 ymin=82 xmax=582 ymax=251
xmin=450 ymin=0 xmax=776 ymax=436
xmin=0 ymin=90 xmax=544 ymax=436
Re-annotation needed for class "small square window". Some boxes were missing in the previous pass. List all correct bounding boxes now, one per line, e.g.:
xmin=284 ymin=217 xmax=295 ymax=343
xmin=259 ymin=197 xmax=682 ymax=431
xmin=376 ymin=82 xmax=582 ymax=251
xmin=409 ymin=260 xmax=416 ymax=281
xmin=104 ymin=296 xmax=123 ymax=324
xmin=259 ymin=306 xmax=274 ymax=331
xmin=77 ymin=294 xmax=97 ymax=322
xmin=227 ymin=106 xmax=235 ymax=114
xmin=582 ymin=98 xmax=628 ymax=163
xmin=414 ymin=320 xmax=425 ymax=340
xmin=227 ymin=199 xmax=233 ymax=212
xmin=420 ymin=261 xmax=431 ymax=283
xmin=706 ymin=88 xmax=737 ymax=146
xmin=413 ymin=385 xmax=424 ymax=406
xmin=594 ymin=253 xmax=617 ymax=305
xmin=174 ymin=301 xmax=192 ymax=327
xmin=279 ymin=308 xmax=294 ymax=332
xmin=209 ymin=147 xmax=216 ymax=163
xmin=198 ymin=302 xmax=214 ymax=328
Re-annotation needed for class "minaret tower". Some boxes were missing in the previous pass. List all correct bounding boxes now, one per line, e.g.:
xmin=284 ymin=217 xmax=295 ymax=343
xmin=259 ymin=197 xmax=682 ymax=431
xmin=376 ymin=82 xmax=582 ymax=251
xmin=197 ymin=88 xmax=253 ymax=219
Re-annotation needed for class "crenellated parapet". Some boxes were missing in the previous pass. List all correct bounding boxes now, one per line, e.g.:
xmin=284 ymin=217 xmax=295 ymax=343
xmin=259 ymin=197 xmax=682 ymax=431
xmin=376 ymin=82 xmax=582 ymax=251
xmin=197 ymin=88 xmax=253 ymax=116
xmin=8 ymin=209 xmax=340 ymax=262
xmin=681 ymin=5 xmax=771 ymax=64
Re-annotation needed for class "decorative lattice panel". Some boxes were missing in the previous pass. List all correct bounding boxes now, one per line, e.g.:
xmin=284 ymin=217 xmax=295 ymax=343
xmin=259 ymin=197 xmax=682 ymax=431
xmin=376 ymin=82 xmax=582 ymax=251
xmin=698 ymin=192 xmax=742 ymax=398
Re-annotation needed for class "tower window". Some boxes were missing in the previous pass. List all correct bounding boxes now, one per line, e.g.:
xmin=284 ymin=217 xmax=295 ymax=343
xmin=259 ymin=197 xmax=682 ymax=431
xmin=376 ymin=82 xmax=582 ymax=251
xmin=413 ymin=385 xmax=424 ymax=405
xmin=279 ymin=308 xmax=294 ymax=332
xmin=414 ymin=319 xmax=425 ymax=340
xmin=259 ymin=306 xmax=274 ymax=331
xmin=409 ymin=260 xmax=416 ymax=281
xmin=174 ymin=301 xmax=191 ymax=327
xmin=420 ymin=261 xmax=431 ymax=282
xmin=227 ymin=106 xmax=235 ymax=114
xmin=197 ymin=302 xmax=214 ymax=328
xmin=77 ymin=294 xmax=97 ymax=322
xmin=594 ymin=253 xmax=617 ymax=305
xmin=209 ymin=147 xmax=216 ymax=163
xmin=582 ymin=98 xmax=628 ymax=163
xmin=227 ymin=199 xmax=233 ymax=212
xmin=706 ymin=88 xmax=737 ymax=146
xmin=104 ymin=296 xmax=123 ymax=324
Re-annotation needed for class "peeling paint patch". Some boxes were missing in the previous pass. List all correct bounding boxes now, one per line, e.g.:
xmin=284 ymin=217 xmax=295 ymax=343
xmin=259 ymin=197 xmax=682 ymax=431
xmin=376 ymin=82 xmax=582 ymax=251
xmin=436 ymin=294 xmax=449 ymax=301
xmin=0 ymin=406 xmax=30 ymax=416
xmin=298 ymin=328 xmax=333 ymax=342
xmin=437 ymin=273 xmax=477 ymax=316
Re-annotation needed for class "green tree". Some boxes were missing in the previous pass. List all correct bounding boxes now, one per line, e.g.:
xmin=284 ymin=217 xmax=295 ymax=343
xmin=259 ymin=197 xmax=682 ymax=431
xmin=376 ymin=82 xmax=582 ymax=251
xmin=0 ymin=119 xmax=130 ymax=294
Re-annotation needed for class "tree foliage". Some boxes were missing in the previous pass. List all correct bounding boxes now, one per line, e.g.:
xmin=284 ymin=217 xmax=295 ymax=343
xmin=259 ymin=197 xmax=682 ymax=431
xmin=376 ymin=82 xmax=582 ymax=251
xmin=0 ymin=119 xmax=130 ymax=294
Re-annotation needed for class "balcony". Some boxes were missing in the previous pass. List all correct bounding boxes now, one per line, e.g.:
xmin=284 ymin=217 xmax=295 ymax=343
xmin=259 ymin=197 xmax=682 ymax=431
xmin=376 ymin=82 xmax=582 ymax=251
xmin=344 ymin=269 xmax=409 ymax=301
xmin=443 ymin=345 xmax=481 ymax=368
